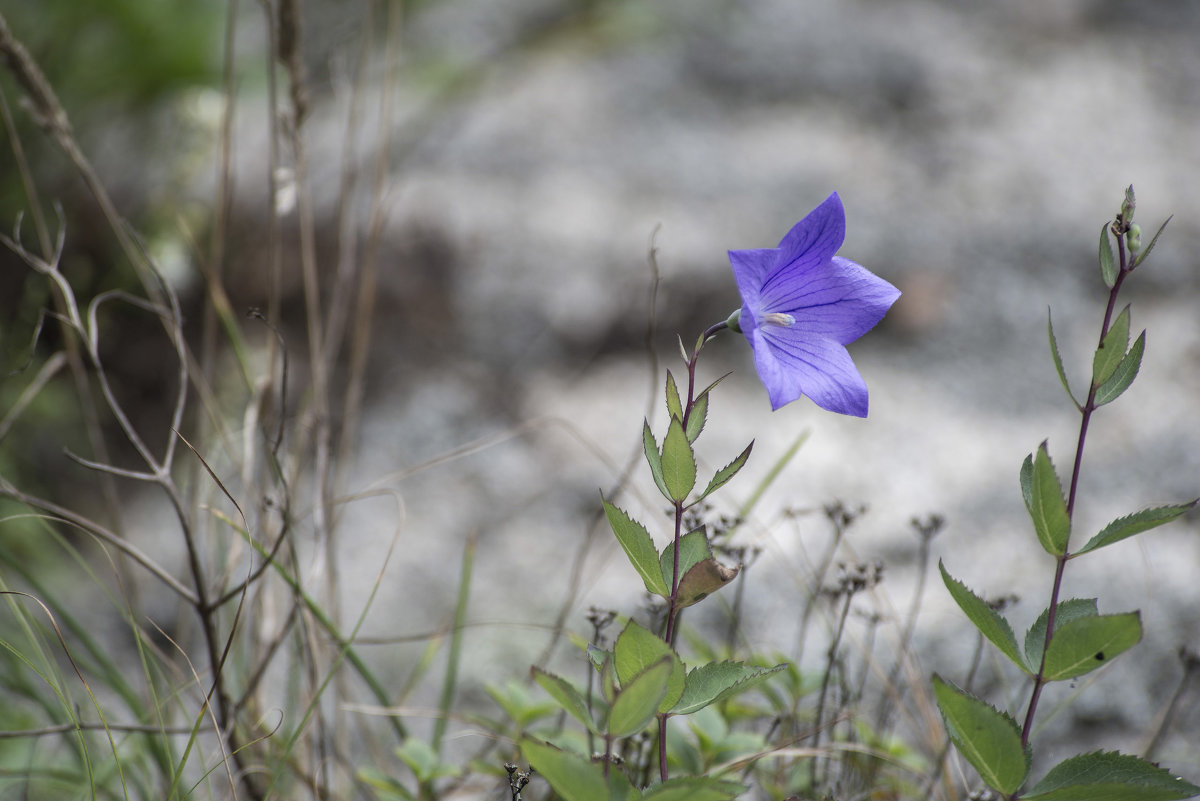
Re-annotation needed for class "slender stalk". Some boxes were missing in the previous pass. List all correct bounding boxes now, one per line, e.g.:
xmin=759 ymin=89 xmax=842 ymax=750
xmin=1016 ymin=227 xmax=1133 ymax=772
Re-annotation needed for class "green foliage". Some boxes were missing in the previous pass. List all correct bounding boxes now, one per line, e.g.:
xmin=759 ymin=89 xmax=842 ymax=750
xmin=1024 ymin=599 xmax=1098 ymax=671
xmin=660 ymin=417 xmax=697 ymax=501
xmin=932 ymin=675 xmax=1030 ymax=796
xmin=672 ymin=661 xmax=786 ymax=715
xmin=603 ymin=497 xmax=670 ymax=597
xmin=1074 ymin=501 xmax=1199 ymax=556
xmin=1098 ymin=222 xmax=1117 ymax=287
xmin=1093 ymin=330 xmax=1145 ymax=407
xmin=1023 ymin=751 xmax=1200 ymax=801
xmin=940 ymin=560 xmax=1029 ymax=672
xmin=1041 ymin=612 xmax=1141 ymax=681
xmin=613 ymin=621 xmax=685 ymax=713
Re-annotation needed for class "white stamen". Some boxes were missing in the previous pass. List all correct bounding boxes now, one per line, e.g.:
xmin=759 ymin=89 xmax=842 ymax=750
xmin=763 ymin=312 xmax=795 ymax=327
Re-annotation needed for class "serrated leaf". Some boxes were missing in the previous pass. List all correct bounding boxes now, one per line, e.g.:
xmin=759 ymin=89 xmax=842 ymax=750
xmin=660 ymin=528 xmax=711 ymax=593
xmin=1023 ymin=750 xmax=1200 ymax=801
xmin=1131 ymin=215 xmax=1172 ymax=270
xmin=587 ymin=643 xmax=611 ymax=671
xmin=675 ymin=557 xmax=740 ymax=608
xmin=660 ymin=417 xmax=697 ymax=502
xmin=666 ymin=370 xmax=683 ymax=422
xmin=607 ymin=657 xmax=673 ymax=737
xmin=686 ymin=391 xmax=708 ymax=442
xmin=1048 ymin=312 xmax=1079 ymax=407
xmin=1093 ymin=331 xmax=1145 ymax=407
xmin=696 ymin=441 xmax=753 ymax=503
xmin=1092 ymin=306 xmax=1131 ymax=388
xmin=940 ymin=561 xmax=1030 ymax=673
xmin=1024 ymin=599 xmax=1098 ymax=672
xmin=672 ymin=661 xmax=787 ymax=715
xmin=932 ymin=675 xmax=1030 ymax=795
xmin=603 ymin=497 xmax=669 ymax=597
xmin=643 ymin=421 xmax=670 ymax=500
xmin=532 ymin=667 xmax=598 ymax=734
xmin=1029 ymin=443 xmax=1071 ymax=556
xmin=520 ymin=738 xmax=609 ymax=801
xmin=1075 ymin=501 xmax=1198 ymax=556
xmin=1020 ymin=453 xmax=1034 ymax=516
xmin=1099 ymin=222 xmax=1117 ymax=288
xmin=613 ymin=621 xmax=685 ymax=713
xmin=1042 ymin=612 xmax=1141 ymax=681
xmin=641 ymin=776 xmax=747 ymax=801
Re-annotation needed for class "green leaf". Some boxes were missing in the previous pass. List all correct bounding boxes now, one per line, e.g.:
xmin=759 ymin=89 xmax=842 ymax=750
xmin=641 ymin=777 xmax=747 ymax=801
xmin=666 ymin=371 xmax=683 ymax=422
xmin=1093 ymin=330 xmax=1145 ymax=407
xmin=587 ymin=643 xmax=611 ymax=671
xmin=940 ymin=561 xmax=1030 ymax=673
xmin=1092 ymin=306 xmax=1131 ymax=388
xmin=1024 ymin=599 xmax=1098 ymax=672
xmin=695 ymin=441 xmax=753 ymax=503
xmin=1023 ymin=750 xmax=1200 ymax=801
xmin=1075 ymin=501 xmax=1198 ymax=556
xmin=1029 ymin=443 xmax=1071 ymax=556
xmin=1131 ymin=215 xmax=1172 ymax=269
xmin=1048 ymin=312 xmax=1079 ymax=407
xmin=608 ymin=656 xmax=673 ymax=738
xmin=486 ymin=680 xmax=558 ymax=727
xmin=1042 ymin=612 xmax=1141 ymax=681
xmin=675 ymin=557 xmax=740 ymax=609
xmin=643 ymin=421 xmax=670 ymax=501
xmin=602 ymin=497 xmax=669 ymax=597
xmin=1098 ymin=222 xmax=1117 ymax=288
xmin=396 ymin=737 xmax=458 ymax=782
xmin=672 ymin=661 xmax=788 ymax=715
xmin=660 ymin=417 xmax=697 ymax=502
xmin=933 ymin=675 xmax=1030 ymax=796
xmin=1020 ymin=453 xmax=1034 ymax=516
xmin=520 ymin=738 xmax=609 ymax=801
xmin=613 ymin=621 xmax=684 ymax=713
xmin=532 ymin=667 xmax=598 ymax=734
xmin=686 ymin=391 xmax=708 ymax=443
xmin=660 ymin=529 xmax=711 ymax=592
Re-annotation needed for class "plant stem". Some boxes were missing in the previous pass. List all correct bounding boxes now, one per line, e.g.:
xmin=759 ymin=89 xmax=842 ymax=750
xmin=1016 ymin=234 xmax=1131 ymax=776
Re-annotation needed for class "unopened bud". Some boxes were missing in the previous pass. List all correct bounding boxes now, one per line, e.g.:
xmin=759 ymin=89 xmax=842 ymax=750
xmin=1119 ymin=185 xmax=1136 ymax=227
xmin=1126 ymin=223 xmax=1142 ymax=252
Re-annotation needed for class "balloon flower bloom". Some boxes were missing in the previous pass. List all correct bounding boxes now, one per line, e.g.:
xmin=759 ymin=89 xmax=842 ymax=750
xmin=727 ymin=193 xmax=900 ymax=416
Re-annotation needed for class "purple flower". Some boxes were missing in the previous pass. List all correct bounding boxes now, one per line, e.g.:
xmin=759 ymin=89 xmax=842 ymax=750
xmin=728 ymin=193 xmax=900 ymax=416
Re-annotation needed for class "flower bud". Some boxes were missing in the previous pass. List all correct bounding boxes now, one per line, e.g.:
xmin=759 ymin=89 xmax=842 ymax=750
xmin=1126 ymin=223 xmax=1142 ymax=253
xmin=1119 ymin=185 xmax=1136 ymax=227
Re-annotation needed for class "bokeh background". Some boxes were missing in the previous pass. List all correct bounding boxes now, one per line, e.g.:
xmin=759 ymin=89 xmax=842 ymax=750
xmin=3 ymin=0 xmax=1200 ymax=788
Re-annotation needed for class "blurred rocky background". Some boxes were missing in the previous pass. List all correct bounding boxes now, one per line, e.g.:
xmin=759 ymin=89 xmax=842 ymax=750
xmin=3 ymin=0 xmax=1200 ymax=787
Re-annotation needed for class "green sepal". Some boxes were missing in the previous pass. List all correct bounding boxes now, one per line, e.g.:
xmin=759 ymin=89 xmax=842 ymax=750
xmin=660 ymin=528 xmax=711 ymax=593
xmin=1093 ymin=330 xmax=1144 ymax=407
xmin=666 ymin=370 xmax=683 ymax=422
xmin=1023 ymin=750 xmax=1200 ymax=801
xmin=641 ymin=777 xmax=746 ymax=801
xmin=1130 ymin=215 xmax=1172 ymax=269
xmin=672 ymin=661 xmax=787 ymax=715
xmin=1042 ymin=612 xmax=1141 ymax=681
xmin=686 ymin=391 xmax=708 ymax=443
xmin=1074 ymin=500 xmax=1198 ymax=556
xmin=695 ymin=441 xmax=754 ymax=504
xmin=531 ymin=666 xmax=599 ymax=734
xmin=613 ymin=621 xmax=685 ymax=713
xmin=1099 ymin=222 xmax=1117 ymax=288
xmin=932 ymin=675 xmax=1031 ymax=796
xmin=1048 ymin=312 xmax=1079 ymax=408
xmin=660 ymin=417 xmax=697 ymax=502
xmin=519 ymin=738 xmax=615 ymax=801
xmin=643 ymin=421 xmax=671 ymax=500
xmin=602 ymin=497 xmax=669 ymax=597
xmin=1092 ymin=306 xmax=1131 ymax=388
xmin=1028 ymin=443 xmax=1071 ymax=556
xmin=1024 ymin=598 xmax=1098 ymax=673
xmin=607 ymin=656 xmax=673 ymax=738
xmin=940 ymin=561 xmax=1030 ymax=673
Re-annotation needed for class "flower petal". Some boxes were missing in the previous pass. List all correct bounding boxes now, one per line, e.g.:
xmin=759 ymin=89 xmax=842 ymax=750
xmin=728 ymin=248 xmax=777 ymax=308
xmin=767 ymin=256 xmax=901 ymax=344
xmin=749 ymin=324 xmax=870 ymax=416
xmin=768 ymin=192 xmax=846 ymax=283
